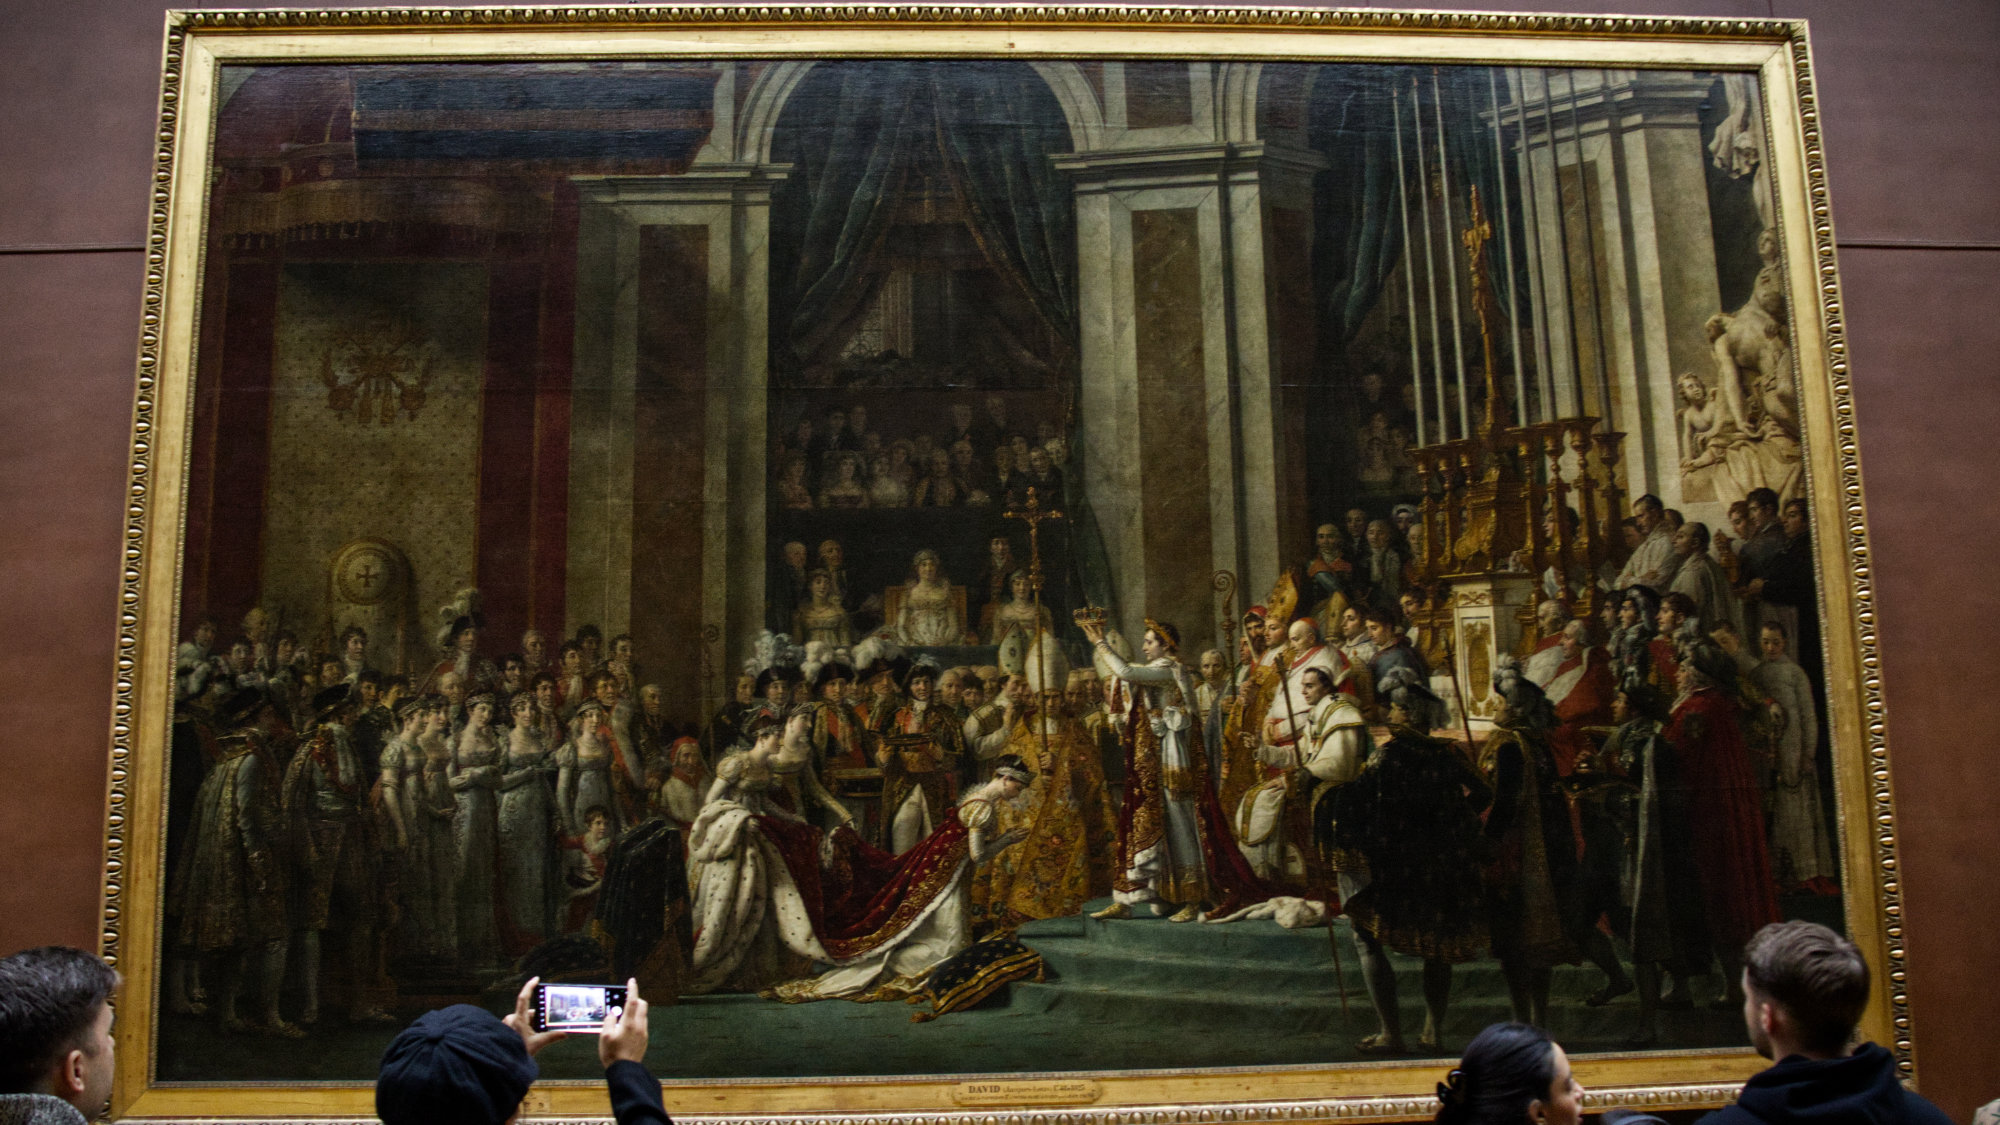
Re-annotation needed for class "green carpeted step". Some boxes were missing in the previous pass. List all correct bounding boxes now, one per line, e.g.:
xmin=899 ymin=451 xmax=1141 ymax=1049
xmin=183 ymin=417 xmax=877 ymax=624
xmin=1028 ymin=939 xmax=1347 ymax=994
xmin=1004 ymin=900 xmax=1751 ymax=1055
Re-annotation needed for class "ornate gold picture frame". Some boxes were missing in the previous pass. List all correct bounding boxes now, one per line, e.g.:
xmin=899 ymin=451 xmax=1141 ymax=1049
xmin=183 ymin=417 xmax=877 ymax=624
xmin=108 ymin=6 xmax=1903 ymax=1122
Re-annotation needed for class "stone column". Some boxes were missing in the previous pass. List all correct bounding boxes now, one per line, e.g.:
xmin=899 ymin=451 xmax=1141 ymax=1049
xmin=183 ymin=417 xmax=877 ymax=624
xmin=1056 ymin=139 xmax=1324 ymax=655
xmin=568 ymin=164 xmax=788 ymax=717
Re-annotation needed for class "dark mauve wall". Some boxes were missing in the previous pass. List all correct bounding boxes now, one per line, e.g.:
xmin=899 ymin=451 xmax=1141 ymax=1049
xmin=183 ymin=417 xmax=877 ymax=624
xmin=2 ymin=0 xmax=1996 ymax=1116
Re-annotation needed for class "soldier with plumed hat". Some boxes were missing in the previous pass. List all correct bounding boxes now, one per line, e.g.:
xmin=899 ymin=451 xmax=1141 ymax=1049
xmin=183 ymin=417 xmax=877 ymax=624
xmin=1329 ymin=667 xmax=1490 ymax=1055
xmin=283 ymin=681 xmax=392 ymax=1025
xmin=168 ymin=687 xmax=299 ymax=1036
xmin=804 ymin=661 xmax=871 ymax=831
xmin=752 ymin=664 xmax=801 ymax=724
xmin=877 ymin=660 xmax=966 ymax=853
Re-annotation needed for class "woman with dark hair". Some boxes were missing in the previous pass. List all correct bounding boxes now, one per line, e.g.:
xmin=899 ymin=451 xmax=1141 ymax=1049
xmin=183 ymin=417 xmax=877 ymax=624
xmin=1433 ymin=1023 xmax=1581 ymax=1125
xmin=986 ymin=569 xmax=1053 ymax=644
xmin=792 ymin=568 xmax=854 ymax=648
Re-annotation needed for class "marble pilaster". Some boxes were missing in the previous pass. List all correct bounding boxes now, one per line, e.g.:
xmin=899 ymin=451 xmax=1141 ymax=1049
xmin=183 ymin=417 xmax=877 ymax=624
xmin=1056 ymin=137 xmax=1326 ymax=655
xmin=567 ymin=165 xmax=787 ymax=716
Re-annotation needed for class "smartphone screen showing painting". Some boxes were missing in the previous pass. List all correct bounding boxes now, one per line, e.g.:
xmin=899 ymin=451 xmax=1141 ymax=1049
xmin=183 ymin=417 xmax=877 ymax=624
xmin=151 ymin=46 xmax=1854 ymax=1089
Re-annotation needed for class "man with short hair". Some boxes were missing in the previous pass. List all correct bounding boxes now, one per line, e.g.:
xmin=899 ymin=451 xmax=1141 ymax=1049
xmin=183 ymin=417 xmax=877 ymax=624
xmin=1335 ymin=604 xmax=1377 ymax=670
xmin=1343 ymin=506 xmax=1369 ymax=548
xmin=521 ymin=628 xmax=549 ymax=679
xmin=1615 ymin=494 xmax=1683 ymax=591
xmin=1699 ymin=921 xmax=1948 ymax=1125
xmin=0 ymin=947 xmax=119 ymax=1125
xmin=339 ymin=625 xmax=371 ymax=683
xmin=607 ymin=634 xmax=638 ymax=693
xmin=1669 ymin=522 xmax=1746 ymax=636
xmin=1364 ymin=607 xmax=1427 ymax=693
xmin=376 ymin=977 xmax=667 ymax=1125
xmin=1734 ymin=487 xmax=1787 ymax=586
xmin=1305 ymin=523 xmax=1358 ymax=624
xmin=974 ymin=534 xmax=1020 ymax=631
xmin=575 ymin=626 xmax=605 ymax=675
xmin=499 ymin=653 xmax=527 ymax=697
xmin=1023 ymin=445 xmax=1063 ymax=500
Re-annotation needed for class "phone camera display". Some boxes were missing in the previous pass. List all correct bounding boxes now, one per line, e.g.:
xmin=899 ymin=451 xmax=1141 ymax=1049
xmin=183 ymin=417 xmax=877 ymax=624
xmin=535 ymin=984 xmax=627 ymax=1032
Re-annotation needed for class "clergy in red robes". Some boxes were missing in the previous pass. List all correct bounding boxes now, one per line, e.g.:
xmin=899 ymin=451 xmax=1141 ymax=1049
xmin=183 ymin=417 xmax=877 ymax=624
xmin=1543 ymin=622 xmax=1615 ymax=776
xmin=1663 ymin=643 xmax=1781 ymax=967
xmin=1522 ymin=601 xmax=1573 ymax=688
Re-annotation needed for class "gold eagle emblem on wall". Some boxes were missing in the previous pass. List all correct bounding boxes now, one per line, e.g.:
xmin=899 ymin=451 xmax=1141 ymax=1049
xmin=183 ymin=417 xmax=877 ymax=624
xmin=319 ymin=317 xmax=436 ymax=424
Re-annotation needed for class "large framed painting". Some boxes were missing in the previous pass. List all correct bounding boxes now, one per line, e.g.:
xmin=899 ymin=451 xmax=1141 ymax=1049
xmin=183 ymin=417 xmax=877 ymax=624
xmin=106 ymin=6 xmax=1904 ymax=1122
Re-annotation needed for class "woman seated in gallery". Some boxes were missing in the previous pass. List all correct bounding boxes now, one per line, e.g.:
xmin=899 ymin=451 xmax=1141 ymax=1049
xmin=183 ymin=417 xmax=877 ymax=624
xmin=986 ymin=568 xmax=1052 ymax=645
xmin=895 ymin=549 xmax=966 ymax=647
xmin=817 ymin=451 xmax=869 ymax=509
xmin=911 ymin=449 xmax=961 ymax=507
xmin=791 ymin=569 xmax=853 ymax=648
xmin=774 ymin=455 xmax=814 ymax=510
xmin=867 ymin=453 xmax=908 ymax=508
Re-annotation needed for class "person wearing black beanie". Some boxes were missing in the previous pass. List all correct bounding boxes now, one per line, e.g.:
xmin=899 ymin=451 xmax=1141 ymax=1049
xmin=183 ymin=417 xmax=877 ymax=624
xmin=376 ymin=977 xmax=667 ymax=1125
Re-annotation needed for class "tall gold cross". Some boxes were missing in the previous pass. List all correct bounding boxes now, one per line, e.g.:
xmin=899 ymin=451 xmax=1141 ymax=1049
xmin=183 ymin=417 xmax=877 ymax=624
xmin=1004 ymin=486 xmax=1066 ymax=761
xmin=1462 ymin=185 xmax=1505 ymax=431
xmin=1002 ymin=486 xmax=1065 ymax=600
xmin=1462 ymin=185 xmax=1497 ymax=327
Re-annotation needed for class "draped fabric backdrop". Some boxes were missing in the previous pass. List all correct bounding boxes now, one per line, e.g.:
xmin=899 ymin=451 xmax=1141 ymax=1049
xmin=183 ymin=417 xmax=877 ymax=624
xmin=1307 ymin=64 xmax=1532 ymax=519
xmin=765 ymin=60 xmax=1121 ymax=620
xmin=768 ymin=60 xmax=1077 ymax=372
xmin=1311 ymin=64 xmax=1529 ymax=373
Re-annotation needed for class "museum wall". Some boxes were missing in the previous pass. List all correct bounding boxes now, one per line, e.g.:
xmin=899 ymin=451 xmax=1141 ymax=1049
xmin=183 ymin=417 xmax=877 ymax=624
xmin=0 ymin=0 xmax=1995 ymax=1117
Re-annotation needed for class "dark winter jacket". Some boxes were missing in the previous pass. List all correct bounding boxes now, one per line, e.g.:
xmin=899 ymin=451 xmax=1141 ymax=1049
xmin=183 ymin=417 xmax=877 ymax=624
xmin=1699 ymin=1044 xmax=1952 ymax=1125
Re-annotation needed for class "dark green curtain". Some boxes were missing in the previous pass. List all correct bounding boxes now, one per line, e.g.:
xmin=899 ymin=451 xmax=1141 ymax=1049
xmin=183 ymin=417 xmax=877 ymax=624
xmin=1306 ymin=63 xmax=1533 ymax=525
xmin=769 ymin=61 xmax=923 ymax=366
xmin=1310 ymin=63 xmax=1526 ymax=349
xmin=768 ymin=60 xmax=1076 ymax=371
xmin=1310 ymin=65 xmax=1408 ymax=347
xmin=932 ymin=62 xmax=1078 ymax=350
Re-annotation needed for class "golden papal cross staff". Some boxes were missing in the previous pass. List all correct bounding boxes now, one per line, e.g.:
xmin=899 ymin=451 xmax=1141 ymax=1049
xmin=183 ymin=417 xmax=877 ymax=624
xmin=1004 ymin=486 xmax=1063 ymax=766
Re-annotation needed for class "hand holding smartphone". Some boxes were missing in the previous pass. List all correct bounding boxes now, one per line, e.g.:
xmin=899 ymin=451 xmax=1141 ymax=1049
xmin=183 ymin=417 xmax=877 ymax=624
xmin=530 ymin=982 xmax=629 ymax=1034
